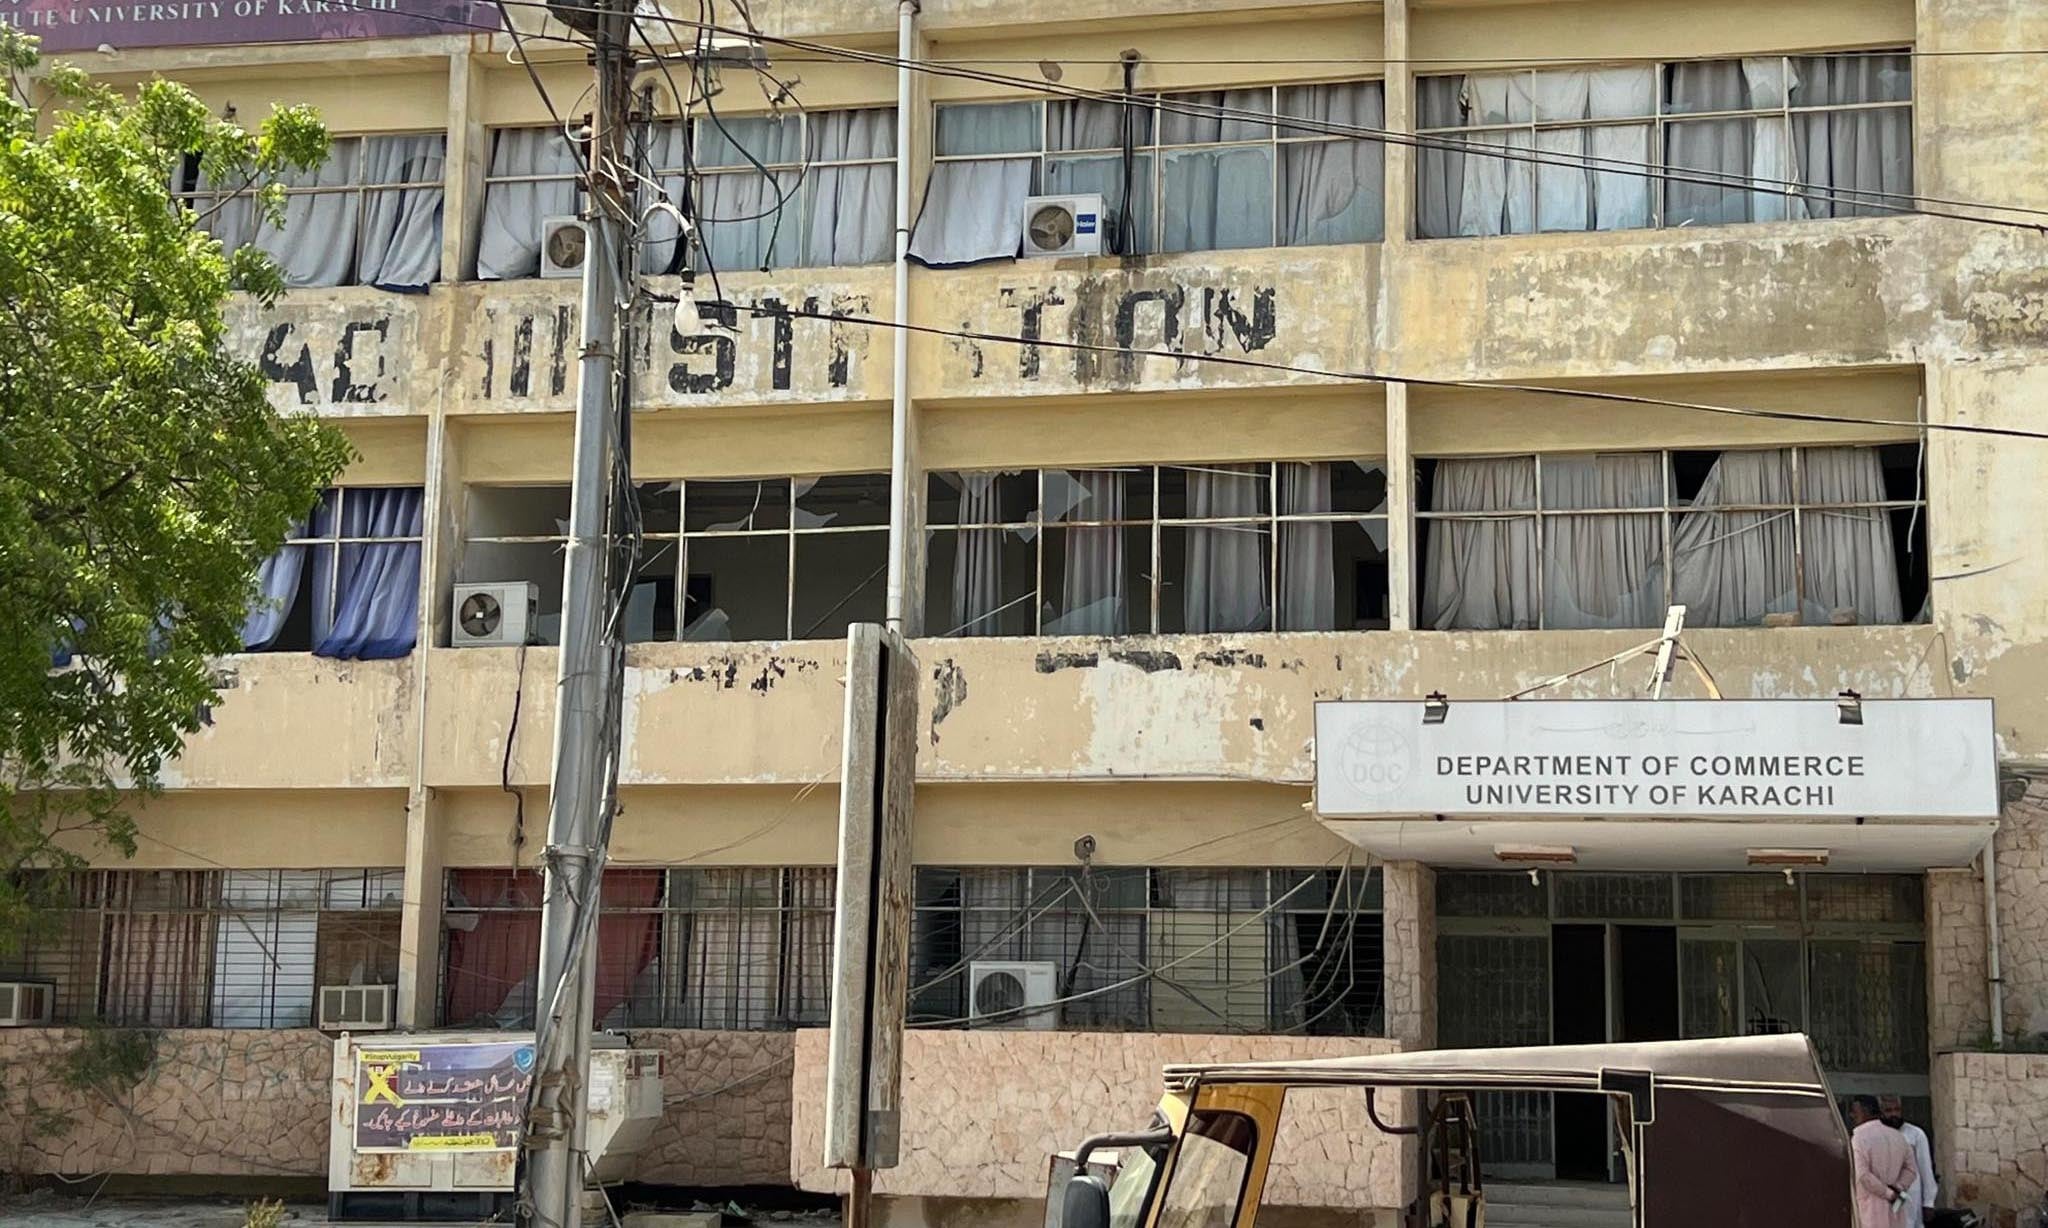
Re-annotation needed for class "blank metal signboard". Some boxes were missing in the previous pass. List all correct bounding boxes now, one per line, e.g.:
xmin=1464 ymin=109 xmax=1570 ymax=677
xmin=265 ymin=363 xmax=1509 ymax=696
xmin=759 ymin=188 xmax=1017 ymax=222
xmin=824 ymin=623 xmax=919 ymax=1171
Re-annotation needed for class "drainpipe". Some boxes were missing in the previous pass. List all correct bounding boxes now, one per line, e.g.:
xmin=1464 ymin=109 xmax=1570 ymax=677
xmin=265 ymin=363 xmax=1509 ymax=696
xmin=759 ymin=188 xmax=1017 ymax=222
xmin=883 ymin=0 xmax=920 ymax=629
xmin=1986 ymin=839 xmax=2006 ymax=1047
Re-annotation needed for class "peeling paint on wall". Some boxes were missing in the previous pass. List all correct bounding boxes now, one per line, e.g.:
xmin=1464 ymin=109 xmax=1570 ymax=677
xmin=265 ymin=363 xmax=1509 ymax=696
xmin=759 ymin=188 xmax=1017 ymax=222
xmin=230 ymin=295 xmax=420 ymax=415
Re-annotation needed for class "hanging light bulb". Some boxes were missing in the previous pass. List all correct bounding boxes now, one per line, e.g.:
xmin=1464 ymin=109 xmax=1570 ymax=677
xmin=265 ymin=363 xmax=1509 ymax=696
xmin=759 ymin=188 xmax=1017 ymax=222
xmin=673 ymin=272 xmax=698 ymax=337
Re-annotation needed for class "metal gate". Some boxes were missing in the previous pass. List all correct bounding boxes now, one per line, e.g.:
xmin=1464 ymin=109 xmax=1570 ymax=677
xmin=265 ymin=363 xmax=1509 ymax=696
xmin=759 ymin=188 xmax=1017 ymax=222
xmin=1437 ymin=932 xmax=1553 ymax=1175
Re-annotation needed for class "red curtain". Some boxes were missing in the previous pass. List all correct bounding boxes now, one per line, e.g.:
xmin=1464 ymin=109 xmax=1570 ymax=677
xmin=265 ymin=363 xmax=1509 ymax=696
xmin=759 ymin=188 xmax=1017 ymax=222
xmin=442 ymin=869 xmax=664 ymax=1026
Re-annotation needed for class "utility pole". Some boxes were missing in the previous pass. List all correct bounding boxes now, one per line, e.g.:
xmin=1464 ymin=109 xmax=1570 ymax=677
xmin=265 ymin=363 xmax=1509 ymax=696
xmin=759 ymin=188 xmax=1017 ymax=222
xmin=523 ymin=0 xmax=634 ymax=1219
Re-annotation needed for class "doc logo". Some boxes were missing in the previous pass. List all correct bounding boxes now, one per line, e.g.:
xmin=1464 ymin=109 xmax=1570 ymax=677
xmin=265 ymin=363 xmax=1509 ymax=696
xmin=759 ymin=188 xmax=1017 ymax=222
xmin=1338 ymin=718 xmax=1414 ymax=801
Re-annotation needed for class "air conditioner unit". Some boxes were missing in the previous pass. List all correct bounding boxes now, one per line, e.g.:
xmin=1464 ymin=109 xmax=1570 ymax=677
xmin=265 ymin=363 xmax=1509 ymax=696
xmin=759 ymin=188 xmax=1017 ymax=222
xmin=540 ymin=215 xmax=588 ymax=278
xmin=969 ymin=960 xmax=1059 ymax=1031
xmin=1021 ymin=194 xmax=1110 ymax=258
xmin=0 ymin=981 xmax=53 ymax=1027
xmin=452 ymin=581 xmax=538 ymax=648
xmin=318 ymin=984 xmax=397 ymax=1032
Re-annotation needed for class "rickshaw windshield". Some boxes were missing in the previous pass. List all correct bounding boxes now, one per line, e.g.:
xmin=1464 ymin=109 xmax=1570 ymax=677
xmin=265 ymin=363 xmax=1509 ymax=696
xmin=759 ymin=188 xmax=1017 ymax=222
xmin=1107 ymin=1141 xmax=1164 ymax=1228
xmin=1153 ymin=1110 xmax=1258 ymax=1228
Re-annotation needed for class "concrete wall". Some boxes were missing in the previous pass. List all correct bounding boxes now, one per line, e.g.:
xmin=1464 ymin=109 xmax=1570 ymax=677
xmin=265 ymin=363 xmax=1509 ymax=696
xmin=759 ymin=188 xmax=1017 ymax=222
xmin=789 ymin=1029 xmax=1409 ymax=1210
xmin=1933 ymin=1050 xmax=2048 ymax=1227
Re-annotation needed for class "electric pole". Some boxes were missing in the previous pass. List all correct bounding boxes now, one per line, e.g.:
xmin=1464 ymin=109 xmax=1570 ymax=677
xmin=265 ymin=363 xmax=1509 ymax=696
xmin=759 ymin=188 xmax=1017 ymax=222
xmin=522 ymin=0 xmax=634 ymax=1219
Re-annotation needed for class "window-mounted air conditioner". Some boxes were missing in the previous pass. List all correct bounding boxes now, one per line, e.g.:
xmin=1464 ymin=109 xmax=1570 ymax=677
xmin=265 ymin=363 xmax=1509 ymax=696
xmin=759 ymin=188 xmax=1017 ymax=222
xmin=318 ymin=983 xmax=397 ymax=1032
xmin=0 ymin=981 xmax=53 ymax=1027
xmin=540 ymin=216 xmax=588 ymax=279
xmin=968 ymin=960 xmax=1059 ymax=1031
xmin=452 ymin=581 xmax=539 ymax=648
xmin=1020 ymin=194 xmax=1110 ymax=258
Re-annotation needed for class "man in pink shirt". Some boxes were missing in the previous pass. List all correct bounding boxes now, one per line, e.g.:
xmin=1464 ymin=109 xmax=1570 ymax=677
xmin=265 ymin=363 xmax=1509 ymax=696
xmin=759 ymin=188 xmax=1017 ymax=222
xmin=1850 ymin=1094 xmax=1919 ymax=1228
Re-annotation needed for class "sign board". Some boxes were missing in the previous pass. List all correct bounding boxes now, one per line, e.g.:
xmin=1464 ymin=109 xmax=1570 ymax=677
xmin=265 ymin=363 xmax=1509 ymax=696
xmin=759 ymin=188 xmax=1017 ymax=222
xmin=1314 ymin=698 xmax=1999 ymax=820
xmin=353 ymin=1040 xmax=536 ymax=1153
xmin=823 ymin=623 xmax=918 ymax=1171
xmin=5 ymin=0 xmax=497 ymax=55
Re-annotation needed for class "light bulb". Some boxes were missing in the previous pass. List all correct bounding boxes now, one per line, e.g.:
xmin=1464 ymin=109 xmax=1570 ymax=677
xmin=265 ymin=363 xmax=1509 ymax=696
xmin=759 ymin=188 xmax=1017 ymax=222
xmin=672 ymin=278 xmax=697 ymax=337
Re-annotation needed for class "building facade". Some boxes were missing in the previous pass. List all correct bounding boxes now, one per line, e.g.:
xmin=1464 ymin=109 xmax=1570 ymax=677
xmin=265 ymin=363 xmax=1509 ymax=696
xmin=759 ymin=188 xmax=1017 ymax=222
xmin=4 ymin=0 xmax=2048 ymax=1221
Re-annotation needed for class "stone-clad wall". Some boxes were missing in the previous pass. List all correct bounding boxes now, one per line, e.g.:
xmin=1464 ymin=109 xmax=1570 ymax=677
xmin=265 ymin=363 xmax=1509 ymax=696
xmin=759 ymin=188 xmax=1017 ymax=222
xmin=1933 ymin=1051 xmax=2048 ymax=1227
xmin=789 ymin=1029 xmax=1409 ymax=1210
xmin=0 ymin=1027 xmax=795 ymax=1188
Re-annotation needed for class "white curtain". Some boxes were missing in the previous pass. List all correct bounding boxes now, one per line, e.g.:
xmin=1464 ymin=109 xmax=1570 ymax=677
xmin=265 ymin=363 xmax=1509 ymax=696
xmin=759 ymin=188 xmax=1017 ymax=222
xmin=1183 ymin=465 xmax=1269 ymax=633
xmin=1420 ymin=457 xmax=1537 ymax=630
xmin=1741 ymin=58 xmax=1800 ymax=223
xmin=1540 ymin=454 xmax=1665 ymax=629
xmin=1588 ymin=67 xmax=1655 ymax=230
xmin=784 ymin=869 xmax=835 ymax=1026
xmin=1161 ymin=90 xmax=1275 ymax=252
xmin=1455 ymin=74 xmax=1535 ymax=236
xmin=1279 ymin=82 xmax=1386 ymax=245
xmin=1049 ymin=470 xmax=1127 ymax=636
xmin=909 ymin=102 xmax=1040 ymax=266
xmin=638 ymin=121 xmax=690 ymax=275
xmin=680 ymin=870 xmax=779 ymax=1029
xmin=1796 ymin=447 xmax=1904 ymax=624
xmin=1046 ymin=99 xmax=1146 ymax=253
xmin=1278 ymin=463 xmax=1335 ymax=631
xmin=477 ymin=127 xmax=582 ymax=280
xmin=802 ymin=108 xmax=896 ymax=267
xmin=1664 ymin=61 xmax=1754 ymax=226
xmin=356 ymin=134 xmax=445 ymax=290
xmin=1417 ymin=77 xmax=1468 ymax=239
xmin=257 ymin=136 xmax=360 ymax=288
xmin=698 ymin=169 xmax=800 ymax=273
xmin=1793 ymin=53 xmax=1914 ymax=217
xmin=950 ymin=474 xmax=1005 ymax=636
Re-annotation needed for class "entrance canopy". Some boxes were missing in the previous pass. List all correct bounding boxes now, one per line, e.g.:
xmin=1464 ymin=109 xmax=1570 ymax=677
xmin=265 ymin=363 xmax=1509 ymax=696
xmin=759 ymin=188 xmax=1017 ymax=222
xmin=1313 ymin=698 xmax=1999 ymax=870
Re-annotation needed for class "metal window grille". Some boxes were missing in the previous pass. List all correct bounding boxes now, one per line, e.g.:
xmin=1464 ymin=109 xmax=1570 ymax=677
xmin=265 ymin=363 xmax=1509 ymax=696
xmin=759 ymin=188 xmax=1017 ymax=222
xmin=909 ymin=865 xmax=1384 ymax=1035
xmin=932 ymin=81 xmax=1387 ymax=254
xmin=438 ymin=867 xmax=835 ymax=1031
xmin=172 ymin=134 xmax=446 ymax=283
xmin=457 ymin=474 xmax=890 ymax=645
xmin=0 ymin=869 xmax=403 ymax=1027
xmin=1414 ymin=444 xmax=1930 ymax=629
xmin=1414 ymin=49 xmax=1913 ymax=236
xmin=925 ymin=461 xmax=1391 ymax=637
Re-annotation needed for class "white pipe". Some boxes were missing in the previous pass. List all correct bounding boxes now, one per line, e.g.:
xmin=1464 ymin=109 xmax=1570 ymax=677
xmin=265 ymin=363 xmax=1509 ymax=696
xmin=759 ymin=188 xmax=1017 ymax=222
xmin=882 ymin=0 xmax=918 ymax=628
xmin=1986 ymin=838 xmax=2006 ymax=1047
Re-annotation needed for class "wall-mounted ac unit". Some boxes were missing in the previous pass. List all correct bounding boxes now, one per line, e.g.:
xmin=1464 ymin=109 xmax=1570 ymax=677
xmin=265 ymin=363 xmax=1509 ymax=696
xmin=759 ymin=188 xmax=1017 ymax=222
xmin=318 ymin=984 xmax=397 ymax=1032
xmin=540 ymin=216 xmax=588 ymax=279
xmin=1020 ymin=194 xmax=1109 ymax=258
xmin=969 ymin=960 xmax=1059 ymax=1031
xmin=0 ymin=981 xmax=53 ymax=1027
xmin=452 ymin=581 xmax=538 ymax=648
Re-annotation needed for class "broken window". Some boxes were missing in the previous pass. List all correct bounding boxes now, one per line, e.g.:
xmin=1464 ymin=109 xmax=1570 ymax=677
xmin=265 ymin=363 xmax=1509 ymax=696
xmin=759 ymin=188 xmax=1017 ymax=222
xmin=437 ymin=867 xmax=833 ymax=1030
xmin=910 ymin=81 xmax=1386 ymax=265
xmin=0 ymin=869 xmax=402 ymax=1027
xmin=1417 ymin=50 xmax=1911 ymax=237
xmin=476 ymin=126 xmax=585 ymax=280
xmin=241 ymin=486 xmax=425 ymax=659
xmin=908 ymin=865 xmax=1384 ymax=1034
xmin=1415 ymin=444 xmax=1927 ymax=630
xmin=927 ymin=460 xmax=1388 ymax=637
xmin=457 ymin=474 xmax=888 ymax=645
xmin=179 ymin=135 xmax=446 ymax=289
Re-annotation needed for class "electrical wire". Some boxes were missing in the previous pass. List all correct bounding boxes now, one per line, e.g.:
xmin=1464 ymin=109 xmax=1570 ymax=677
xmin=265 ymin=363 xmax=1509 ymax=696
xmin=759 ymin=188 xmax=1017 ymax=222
xmin=688 ymin=297 xmax=2048 ymax=443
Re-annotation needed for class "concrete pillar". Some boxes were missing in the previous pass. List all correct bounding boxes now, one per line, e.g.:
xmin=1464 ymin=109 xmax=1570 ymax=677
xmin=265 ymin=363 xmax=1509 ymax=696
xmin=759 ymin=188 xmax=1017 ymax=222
xmin=396 ymin=784 xmax=447 ymax=1027
xmin=1928 ymin=865 xmax=1989 ymax=1052
xmin=442 ymin=49 xmax=490 ymax=283
xmin=1378 ymin=0 xmax=1415 ymax=630
xmin=1381 ymin=860 xmax=1436 ymax=1050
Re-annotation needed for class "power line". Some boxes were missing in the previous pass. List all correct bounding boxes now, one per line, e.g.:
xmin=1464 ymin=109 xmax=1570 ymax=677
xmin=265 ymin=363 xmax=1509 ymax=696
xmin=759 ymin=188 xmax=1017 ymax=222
xmin=687 ymin=298 xmax=2048 ymax=443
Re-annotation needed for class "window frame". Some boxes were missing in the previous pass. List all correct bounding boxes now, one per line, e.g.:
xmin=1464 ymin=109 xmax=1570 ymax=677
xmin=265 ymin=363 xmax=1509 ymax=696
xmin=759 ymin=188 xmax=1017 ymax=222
xmin=926 ymin=460 xmax=1391 ymax=637
xmin=931 ymin=79 xmax=1387 ymax=254
xmin=245 ymin=486 xmax=427 ymax=652
xmin=1412 ymin=444 xmax=1928 ymax=630
xmin=1413 ymin=47 xmax=1914 ymax=236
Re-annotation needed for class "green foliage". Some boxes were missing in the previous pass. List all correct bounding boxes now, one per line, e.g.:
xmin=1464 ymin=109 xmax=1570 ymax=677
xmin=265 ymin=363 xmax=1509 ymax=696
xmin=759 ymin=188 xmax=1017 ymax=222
xmin=0 ymin=29 xmax=352 ymax=951
xmin=58 ymin=1024 xmax=159 ymax=1098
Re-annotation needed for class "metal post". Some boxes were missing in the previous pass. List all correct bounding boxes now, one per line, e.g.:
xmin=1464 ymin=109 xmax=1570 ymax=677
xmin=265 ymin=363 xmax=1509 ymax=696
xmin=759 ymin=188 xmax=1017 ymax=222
xmin=524 ymin=0 xmax=633 ymax=1222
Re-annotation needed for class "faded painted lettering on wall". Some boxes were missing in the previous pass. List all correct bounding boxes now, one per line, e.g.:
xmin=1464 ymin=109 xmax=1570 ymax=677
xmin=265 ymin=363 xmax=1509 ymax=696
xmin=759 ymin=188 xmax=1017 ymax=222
xmin=231 ymin=298 xmax=419 ymax=416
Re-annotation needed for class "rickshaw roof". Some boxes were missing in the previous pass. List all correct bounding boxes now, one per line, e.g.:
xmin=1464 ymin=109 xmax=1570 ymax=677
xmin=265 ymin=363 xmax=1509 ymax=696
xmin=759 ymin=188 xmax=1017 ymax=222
xmin=1162 ymin=1034 xmax=1830 ymax=1094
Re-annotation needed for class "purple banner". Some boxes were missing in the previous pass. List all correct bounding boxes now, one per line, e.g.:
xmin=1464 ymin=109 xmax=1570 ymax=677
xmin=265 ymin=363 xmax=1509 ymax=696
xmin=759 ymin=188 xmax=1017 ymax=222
xmin=353 ymin=1040 xmax=535 ymax=1153
xmin=2 ymin=0 xmax=498 ymax=54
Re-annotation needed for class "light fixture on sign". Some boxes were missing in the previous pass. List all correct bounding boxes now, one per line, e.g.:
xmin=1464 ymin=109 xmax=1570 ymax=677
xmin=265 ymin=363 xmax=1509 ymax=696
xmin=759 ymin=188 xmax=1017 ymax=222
xmin=1746 ymin=848 xmax=1830 ymax=868
xmin=1837 ymin=689 xmax=1864 ymax=726
xmin=1492 ymin=844 xmax=1577 ymax=866
xmin=1422 ymin=692 xmax=1450 ymax=725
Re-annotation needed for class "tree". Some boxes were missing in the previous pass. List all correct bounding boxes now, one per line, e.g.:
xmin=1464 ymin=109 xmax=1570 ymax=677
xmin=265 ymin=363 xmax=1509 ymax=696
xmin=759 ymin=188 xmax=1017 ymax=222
xmin=0 ymin=29 xmax=352 ymax=950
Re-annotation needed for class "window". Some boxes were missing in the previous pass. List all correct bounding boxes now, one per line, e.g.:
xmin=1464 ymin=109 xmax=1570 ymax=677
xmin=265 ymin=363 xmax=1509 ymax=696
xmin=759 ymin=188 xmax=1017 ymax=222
xmin=1415 ymin=444 xmax=1927 ymax=630
xmin=438 ymin=867 xmax=834 ymax=1030
xmin=477 ymin=126 xmax=585 ymax=280
xmin=180 ymin=135 xmax=446 ymax=289
xmin=1154 ymin=1110 xmax=1258 ymax=1228
xmin=1416 ymin=50 xmax=1911 ymax=237
xmin=457 ymin=476 xmax=889 ymax=644
xmin=1 ymin=869 xmax=402 ymax=1027
xmin=241 ymin=486 xmax=425 ymax=659
xmin=909 ymin=866 xmax=1383 ymax=1034
xmin=926 ymin=461 xmax=1388 ymax=637
xmin=641 ymin=108 xmax=897 ymax=275
xmin=911 ymin=82 xmax=1385 ymax=265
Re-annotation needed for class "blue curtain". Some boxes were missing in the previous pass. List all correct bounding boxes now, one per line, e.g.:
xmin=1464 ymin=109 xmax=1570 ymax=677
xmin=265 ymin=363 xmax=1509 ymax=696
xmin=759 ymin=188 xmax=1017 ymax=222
xmin=240 ymin=520 xmax=312 ymax=650
xmin=314 ymin=488 xmax=424 ymax=660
